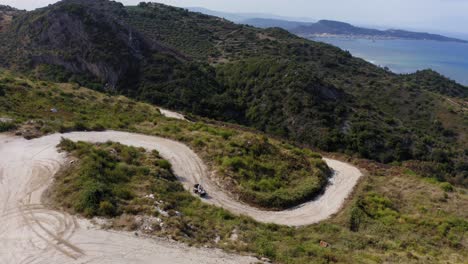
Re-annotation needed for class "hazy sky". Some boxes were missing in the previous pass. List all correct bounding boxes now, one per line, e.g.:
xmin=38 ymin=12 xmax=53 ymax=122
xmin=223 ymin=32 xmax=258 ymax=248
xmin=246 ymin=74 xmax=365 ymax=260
xmin=2 ymin=0 xmax=467 ymax=36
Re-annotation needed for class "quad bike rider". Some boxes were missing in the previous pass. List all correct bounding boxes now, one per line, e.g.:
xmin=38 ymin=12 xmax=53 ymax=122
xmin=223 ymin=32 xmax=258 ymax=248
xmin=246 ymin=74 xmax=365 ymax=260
xmin=193 ymin=184 xmax=207 ymax=197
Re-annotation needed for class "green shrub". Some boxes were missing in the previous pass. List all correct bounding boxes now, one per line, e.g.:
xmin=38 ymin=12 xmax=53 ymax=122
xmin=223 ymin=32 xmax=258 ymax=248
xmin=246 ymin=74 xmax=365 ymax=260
xmin=256 ymin=238 xmax=277 ymax=259
xmin=156 ymin=159 xmax=172 ymax=170
xmin=440 ymin=182 xmax=454 ymax=192
xmin=113 ymin=186 xmax=134 ymax=200
xmin=358 ymin=192 xmax=399 ymax=224
xmin=0 ymin=84 xmax=5 ymax=96
xmin=58 ymin=138 xmax=77 ymax=151
xmin=0 ymin=121 xmax=16 ymax=132
xmin=349 ymin=206 xmax=365 ymax=232
xmin=192 ymin=138 xmax=205 ymax=147
xmin=73 ymin=121 xmax=89 ymax=131
xmin=76 ymin=180 xmax=108 ymax=215
xmin=222 ymin=156 xmax=247 ymax=171
xmin=99 ymin=200 xmax=116 ymax=216
xmin=91 ymin=122 xmax=106 ymax=131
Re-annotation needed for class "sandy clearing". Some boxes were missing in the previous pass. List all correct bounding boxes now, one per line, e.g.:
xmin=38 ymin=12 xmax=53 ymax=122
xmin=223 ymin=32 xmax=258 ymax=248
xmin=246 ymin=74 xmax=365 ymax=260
xmin=0 ymin=130 xmax=362 ymax=263
xmin=159 ymin=108 xmax=186 ymax=120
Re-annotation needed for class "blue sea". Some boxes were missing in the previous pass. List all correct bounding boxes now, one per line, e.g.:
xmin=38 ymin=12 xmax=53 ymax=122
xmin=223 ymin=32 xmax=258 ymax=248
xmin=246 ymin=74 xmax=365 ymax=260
xmin=312 ymin=37 xmax=468 ymax=85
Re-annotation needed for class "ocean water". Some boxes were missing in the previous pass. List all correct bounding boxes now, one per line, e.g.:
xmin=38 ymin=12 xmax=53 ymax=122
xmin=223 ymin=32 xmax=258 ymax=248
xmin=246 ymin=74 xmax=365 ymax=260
xmin=312 ymin=37 xmax=468 ymax=85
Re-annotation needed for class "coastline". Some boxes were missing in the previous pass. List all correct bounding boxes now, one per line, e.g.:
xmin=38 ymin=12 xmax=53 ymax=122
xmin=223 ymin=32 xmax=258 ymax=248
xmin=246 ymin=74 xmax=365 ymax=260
xmin=309 ymin=36 xmax=468 ymax=85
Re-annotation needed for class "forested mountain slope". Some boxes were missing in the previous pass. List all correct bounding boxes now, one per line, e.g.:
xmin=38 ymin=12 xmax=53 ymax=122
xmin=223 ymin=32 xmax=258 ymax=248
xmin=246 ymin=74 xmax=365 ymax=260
xmin=0 ymin=0 xmax=466 ymax=186
xmin=1 ymin=69 xmax=466 ymax=264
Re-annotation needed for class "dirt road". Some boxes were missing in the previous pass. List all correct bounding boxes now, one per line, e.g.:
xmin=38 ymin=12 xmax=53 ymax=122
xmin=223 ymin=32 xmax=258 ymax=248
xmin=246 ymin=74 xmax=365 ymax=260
xmin=0 ymin=132 xmax=258 ymax=264
xmin=159 ymin=108 xmax=186 ymax=120
xmin=0 ymin=131 xmax=362 ymax=263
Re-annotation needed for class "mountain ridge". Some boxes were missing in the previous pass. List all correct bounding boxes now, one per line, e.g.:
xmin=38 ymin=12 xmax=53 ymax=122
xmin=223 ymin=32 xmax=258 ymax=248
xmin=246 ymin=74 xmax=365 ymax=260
xmin=244 ymin=18 xmax=468 ymax=43
xmin=295 ymin=19 xmax=468 ymax=43
xmin=182 ymin=7 xmax=468 ymax=43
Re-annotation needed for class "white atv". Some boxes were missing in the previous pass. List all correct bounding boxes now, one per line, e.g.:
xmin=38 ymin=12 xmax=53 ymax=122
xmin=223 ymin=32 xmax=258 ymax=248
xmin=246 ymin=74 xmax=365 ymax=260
xmin=193 ymin=184 xmax=207 ymax=197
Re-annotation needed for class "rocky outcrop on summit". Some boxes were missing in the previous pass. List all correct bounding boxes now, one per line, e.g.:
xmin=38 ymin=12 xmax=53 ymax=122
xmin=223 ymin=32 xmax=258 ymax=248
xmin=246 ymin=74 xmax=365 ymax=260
xmin=8 ymin=0 xmax=145 ymax=88
xmin=0 ymin=0 xmax=182 ymax=89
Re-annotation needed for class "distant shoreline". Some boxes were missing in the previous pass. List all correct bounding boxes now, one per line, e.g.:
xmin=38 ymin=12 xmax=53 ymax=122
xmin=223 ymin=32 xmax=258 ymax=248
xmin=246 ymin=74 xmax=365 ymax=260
xmin=304 ymin=34 xmax=468 ymax=44
xmin=312 ymin=36 xmax=468 ymax=86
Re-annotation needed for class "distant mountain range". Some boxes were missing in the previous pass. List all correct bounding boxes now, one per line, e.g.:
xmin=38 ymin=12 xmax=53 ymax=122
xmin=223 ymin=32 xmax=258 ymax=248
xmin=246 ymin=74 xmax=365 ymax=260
xmin=187 ymin=7 xmax=315 ymax=24
xmin=188 ymin=7 xmax=468 ymax=43
xmin=246 ymin=18 xmax=468 ymax=43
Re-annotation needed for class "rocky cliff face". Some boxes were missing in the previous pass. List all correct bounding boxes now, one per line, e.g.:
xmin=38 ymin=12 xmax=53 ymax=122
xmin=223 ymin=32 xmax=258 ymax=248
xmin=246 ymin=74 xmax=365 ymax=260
xmin=1 ymin=0 xmax=182 ymax=89
xmin=12 ymin=0 xmax=145 ymax=88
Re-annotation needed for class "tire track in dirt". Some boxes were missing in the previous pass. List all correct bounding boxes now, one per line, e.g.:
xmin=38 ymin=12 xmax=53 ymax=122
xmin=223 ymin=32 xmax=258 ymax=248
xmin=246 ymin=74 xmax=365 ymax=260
xmin=159 ymin=108 xmax=187 ymax=120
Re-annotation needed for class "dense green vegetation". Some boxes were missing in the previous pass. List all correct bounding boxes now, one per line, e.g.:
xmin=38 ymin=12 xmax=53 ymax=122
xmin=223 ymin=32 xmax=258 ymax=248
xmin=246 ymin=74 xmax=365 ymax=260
xmin=0 ymin=69 xmax=466 ymax=263
xmin=137 ymin=55 xmax=224 ymax=118
xmin=215 ymin=57 xmax=467 ymax=185
xmin=403 ymin=70 xmax=468 ymax=98
xmin=54 ymin=140 xmax=175 ymax=217
xmin=0 ymin=120 xmax=15 ymax=132
xmin=219 ymin=134 xmax=330 ymax=208
xmin=0 ymin=70 xmax=330 ymax=209
xmin=130 ymin=3 xmax=467 ymax=187
xmin=0 ymin=0 xmax=466 ymax=188
xmin=56 ymin=131 xmax=468 ymax=264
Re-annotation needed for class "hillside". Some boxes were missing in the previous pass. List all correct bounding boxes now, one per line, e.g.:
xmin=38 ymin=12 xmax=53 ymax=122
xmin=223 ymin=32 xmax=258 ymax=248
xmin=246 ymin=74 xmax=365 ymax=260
xmin=0 ymin=0 xmax=466 ymax=187
xmin=403 ymin=70 xmax=468 ymax=98
xmin=128 ymin=3 xmax=468 ymax=186
xmin=1 ymin=70 xmax=467 ymax=264
xmin=0 ymin=69 xmax=333 ymax=210
xmin=0 ymin=5 xmax=24 ymax=32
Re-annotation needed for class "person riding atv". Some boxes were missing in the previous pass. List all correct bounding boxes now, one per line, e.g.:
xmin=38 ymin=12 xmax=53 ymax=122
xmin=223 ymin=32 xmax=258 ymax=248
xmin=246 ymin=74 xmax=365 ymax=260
xmin=193 ymin=184 xmax=207 ymax=197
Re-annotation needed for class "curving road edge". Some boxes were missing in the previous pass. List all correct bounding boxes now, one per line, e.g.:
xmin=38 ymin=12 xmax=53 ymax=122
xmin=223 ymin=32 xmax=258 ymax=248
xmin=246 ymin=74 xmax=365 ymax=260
xmin=159 ymin=108 xmax=187 ymax=120
xmin=0 ymin=131 xmax=363 ymax=263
